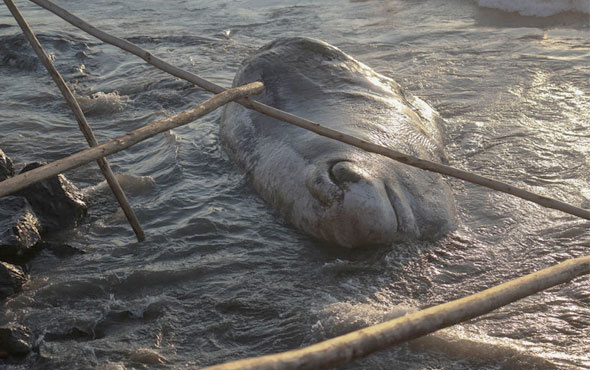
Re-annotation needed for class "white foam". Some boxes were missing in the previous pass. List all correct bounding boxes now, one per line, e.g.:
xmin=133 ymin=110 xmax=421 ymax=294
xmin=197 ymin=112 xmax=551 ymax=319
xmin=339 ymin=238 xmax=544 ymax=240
xmin=312 ymin=301 xmax=417 ymax=339
xmin=477 ymin=0 xmax=590 ymax=16
xmin=76 ymin=91 xmax=130 ymax=115
xmin=83 ymin=173 xmax=156 ymax=198
xmin=313 ymin=300 xmax=560 ymax=367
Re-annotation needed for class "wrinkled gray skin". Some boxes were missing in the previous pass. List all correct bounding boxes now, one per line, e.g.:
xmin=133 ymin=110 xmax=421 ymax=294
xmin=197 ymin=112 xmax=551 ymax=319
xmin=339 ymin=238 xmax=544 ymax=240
xmin=221 ymin=37 xmax=457 ymax=247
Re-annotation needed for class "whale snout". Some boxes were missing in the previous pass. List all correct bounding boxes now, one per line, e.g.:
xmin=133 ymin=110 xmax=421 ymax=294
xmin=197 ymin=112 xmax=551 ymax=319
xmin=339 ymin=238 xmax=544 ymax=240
xmin=305 ymin=160 xmax=411 ymax=247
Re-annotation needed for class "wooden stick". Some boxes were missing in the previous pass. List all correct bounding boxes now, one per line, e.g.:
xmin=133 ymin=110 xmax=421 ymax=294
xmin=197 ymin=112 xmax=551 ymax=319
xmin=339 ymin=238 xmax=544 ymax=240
xmin=15 ymin=4 xmax=588 ymax=369
xmin=201 ymin=255 xmax=590 ymax=370
xmin=30 ymin=0 xmax=224 ymax=94
xmin=28 ymin=0 xmax=590 ymax=221
xmin=4 ymin=0 xmax=145 ymax=241
xmin=0 ymin=82 xmax=264 ymax=198
xmin=240 ymin=104 xmax=590 ymax=221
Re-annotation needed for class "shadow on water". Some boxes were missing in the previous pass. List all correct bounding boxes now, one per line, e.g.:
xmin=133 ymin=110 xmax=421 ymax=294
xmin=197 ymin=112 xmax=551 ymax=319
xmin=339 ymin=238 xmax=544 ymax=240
xmin=311 ymin=239 xmax=393 ymax=262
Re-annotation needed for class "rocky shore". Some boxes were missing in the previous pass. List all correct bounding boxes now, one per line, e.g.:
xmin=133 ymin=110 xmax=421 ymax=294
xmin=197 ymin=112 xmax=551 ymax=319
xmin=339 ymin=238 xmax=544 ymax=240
xmin=0 ymin=148 xmax=87 ymax=359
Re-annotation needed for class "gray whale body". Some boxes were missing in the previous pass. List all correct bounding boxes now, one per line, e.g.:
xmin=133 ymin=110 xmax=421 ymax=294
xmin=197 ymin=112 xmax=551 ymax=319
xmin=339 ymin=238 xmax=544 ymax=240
xmin=221 ymin=37 xmax=457 ymax=247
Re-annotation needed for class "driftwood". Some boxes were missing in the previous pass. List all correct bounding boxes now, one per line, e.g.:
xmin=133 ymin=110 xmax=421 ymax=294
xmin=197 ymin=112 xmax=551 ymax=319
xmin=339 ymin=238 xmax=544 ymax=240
xmin=202 ymin=256 xmax=590 ymax=370
xmin=4 ymin=0 xmax=145 ymax=241
xmin=0 ymin=82 xmax=264 ymax=197
xmin=2 ymin=2 xmax=587 ymax=370
xmin=28 ymin=0 xmax=590 ymax=221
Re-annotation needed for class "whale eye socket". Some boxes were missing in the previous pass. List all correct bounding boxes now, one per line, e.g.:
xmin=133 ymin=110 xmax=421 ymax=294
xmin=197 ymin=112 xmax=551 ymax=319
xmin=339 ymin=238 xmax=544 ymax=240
xmin=329 ymin=160 xmax=364 ymax=185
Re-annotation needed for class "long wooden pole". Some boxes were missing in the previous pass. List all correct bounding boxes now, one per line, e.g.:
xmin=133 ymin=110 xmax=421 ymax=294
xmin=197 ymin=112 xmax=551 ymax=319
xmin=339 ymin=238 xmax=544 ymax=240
xmin=0 ymin=82 xmax=264 ymax=198
xmin=201 ymin=256 xmax=590 ymax=370
xmin=4 ymin=0 xmax=145 ymax=241
xmin=12 ymin=3 xmax=588 ymax=370
xmin=28 ymin=0 xmax=590 ymax=221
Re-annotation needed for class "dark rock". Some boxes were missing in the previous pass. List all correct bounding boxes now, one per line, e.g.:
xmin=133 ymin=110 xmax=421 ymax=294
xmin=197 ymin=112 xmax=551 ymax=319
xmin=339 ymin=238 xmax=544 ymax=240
xmin=16 ymin=162 xmax=87 ymax=233
xmin=44 ymin=327 xmax=92 ymax=342
xmin=0 ymin=325 xmax=33 ymax=357
xmin=0 ymin=262 xmax=27 ymax=299
xmin=0 ymin=196 xmax=42 ymax=261
xmin=0 ymin=149 xmax=14 ymax=181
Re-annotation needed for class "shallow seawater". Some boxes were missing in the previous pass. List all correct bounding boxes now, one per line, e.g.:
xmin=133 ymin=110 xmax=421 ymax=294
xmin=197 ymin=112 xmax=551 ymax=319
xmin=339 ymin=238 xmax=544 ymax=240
xmin=0 ymin=0 xmax=589 ymax=369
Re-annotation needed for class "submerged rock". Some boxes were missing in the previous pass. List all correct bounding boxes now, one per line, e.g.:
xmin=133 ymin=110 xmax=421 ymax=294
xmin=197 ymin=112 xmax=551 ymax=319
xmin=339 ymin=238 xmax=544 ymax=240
xmin=99 ymin=362 xmax=126 ymax=370
xmin=0 ymin=261 xmax=27 ymax=299
xmin=16 ymin=162 xmax=87 ymax=233
xmin=129 ymin=348 xmax=167 ymax=365
xmin=0 ymin=196 xmax=42 ymax=262
xmin=41 ymin=241 xmax=85 ymax=258
xmin=44 ymin=327 xmax=93 ymax=342
xmin=0 ymin=149 xmax=14 ymax=181
xmin=0 ymin=325 xmax=33 ymax=357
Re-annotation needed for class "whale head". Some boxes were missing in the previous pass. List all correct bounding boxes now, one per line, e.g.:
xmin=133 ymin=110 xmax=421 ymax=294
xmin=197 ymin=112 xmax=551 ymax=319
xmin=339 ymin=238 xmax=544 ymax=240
xmin=242 ymin=133 xmax=457 ymax=248
xmin=221 ymin=37 xmax=457 ymax=247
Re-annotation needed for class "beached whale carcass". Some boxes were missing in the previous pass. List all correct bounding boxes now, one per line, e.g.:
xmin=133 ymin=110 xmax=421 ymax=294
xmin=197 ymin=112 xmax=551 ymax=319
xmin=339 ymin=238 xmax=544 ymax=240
xmin=220 ymin=37 xmax=457 ymax=247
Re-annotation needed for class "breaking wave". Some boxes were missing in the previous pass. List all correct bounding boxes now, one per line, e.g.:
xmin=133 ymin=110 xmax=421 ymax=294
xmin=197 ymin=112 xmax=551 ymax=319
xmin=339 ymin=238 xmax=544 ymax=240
xmin=75 ymin=91 xmax=130 ymax=116
xmin=476 ymin=0 xmax=590 ymax=16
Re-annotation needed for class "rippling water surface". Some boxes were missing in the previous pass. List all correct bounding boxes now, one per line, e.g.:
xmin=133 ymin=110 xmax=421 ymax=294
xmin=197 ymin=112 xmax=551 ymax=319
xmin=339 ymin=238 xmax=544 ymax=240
xmin=1 ymin=1 xmax=589 ymax=369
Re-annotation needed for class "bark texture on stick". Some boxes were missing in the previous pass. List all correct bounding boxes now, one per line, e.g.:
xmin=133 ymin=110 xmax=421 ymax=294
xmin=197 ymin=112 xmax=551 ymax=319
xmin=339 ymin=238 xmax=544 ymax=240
xmin=30 ymin=0 xmax=223 ymax=94
xmin=4 ymin=0 xmax=145 ymax=241
xmin=29 ymin=0 xmax=590 ymax=221
xmin=0 ymin=82 xmax=264 ymax=198
xmin=202 ymin=256 xmax=590 ymax=370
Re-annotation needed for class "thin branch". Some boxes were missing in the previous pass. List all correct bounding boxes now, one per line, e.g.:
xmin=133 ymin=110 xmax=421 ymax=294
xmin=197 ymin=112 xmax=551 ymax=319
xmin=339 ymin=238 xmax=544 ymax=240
xmin=28 ymin=0 xmax=590 ymax=221
xmin=4 ymin=0 xmax=145 ymax=241
xmin=201 ymin=256 xmax=590 ymax=370
xmin=0 ymin=82 xmax=264 ymax=198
